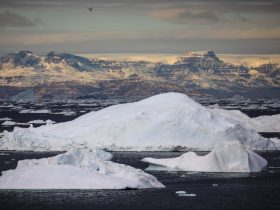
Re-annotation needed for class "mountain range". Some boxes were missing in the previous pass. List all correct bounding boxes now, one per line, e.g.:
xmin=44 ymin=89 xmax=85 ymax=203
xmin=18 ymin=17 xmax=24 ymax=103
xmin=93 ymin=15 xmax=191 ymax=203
xmin=0 ymin=50 xmax=279 ymax=101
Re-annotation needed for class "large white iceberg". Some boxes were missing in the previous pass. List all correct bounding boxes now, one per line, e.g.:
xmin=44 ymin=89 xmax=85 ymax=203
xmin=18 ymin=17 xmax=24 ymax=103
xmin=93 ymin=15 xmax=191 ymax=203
xmin=0 ymin=147 xmax=164 ymax=189
xmin=0 ymin=92 xmax=279 ymax=151
xmin=142 ymin=141 xmax=267 ymax=172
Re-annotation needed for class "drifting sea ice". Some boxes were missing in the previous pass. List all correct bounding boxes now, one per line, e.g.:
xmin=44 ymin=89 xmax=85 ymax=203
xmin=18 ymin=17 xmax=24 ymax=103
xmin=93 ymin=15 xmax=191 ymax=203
xmin=1 ymin=121 xmax=28 ymax=126
xmin=0 ymin=147 xmax=164 ymax=189
xmin=19 ymin=109 xmax=52 ymax=114
xmin=0 ymin=117 xmax=12 ymax=121
xmin=27 ymin=120 xmax=55 ymax=125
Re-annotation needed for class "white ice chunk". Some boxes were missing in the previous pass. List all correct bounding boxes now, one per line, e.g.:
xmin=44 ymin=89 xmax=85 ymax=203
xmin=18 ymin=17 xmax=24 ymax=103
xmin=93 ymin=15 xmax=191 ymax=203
xmin=142 ymin=141 xmax=267 ymax=172
xmin=1 ymin=121 xmax=28 ymax=126
xmin=0 ymin=147 xmax=164 ymax=189
xmin=0 ymin=117 xmax=12 ymax=121
xmin=28 ymin=120 xmax=55 ymax=125
xmin=176 ymin=191 xmax=186 ymax=194
xmin=20 ymin=109 xmax=52 ymax=114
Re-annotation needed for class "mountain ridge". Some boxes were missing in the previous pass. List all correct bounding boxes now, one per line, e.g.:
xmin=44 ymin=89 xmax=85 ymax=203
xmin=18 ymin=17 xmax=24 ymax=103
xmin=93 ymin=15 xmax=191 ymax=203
xmin=0 ymin=50 xmax=279 ymax=100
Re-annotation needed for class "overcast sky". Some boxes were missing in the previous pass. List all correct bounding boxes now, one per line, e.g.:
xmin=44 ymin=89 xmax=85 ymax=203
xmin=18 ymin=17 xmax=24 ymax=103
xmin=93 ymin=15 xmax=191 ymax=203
xmin=0 ymin=0 xmax=280 ymax=55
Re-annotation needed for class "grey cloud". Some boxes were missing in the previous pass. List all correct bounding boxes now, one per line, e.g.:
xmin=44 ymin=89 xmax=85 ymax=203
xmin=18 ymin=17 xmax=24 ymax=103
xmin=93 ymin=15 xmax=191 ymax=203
xmin=177 ymin=11 xmax=220 ymax=24
xmin=1 ymin=38 xmax=280 ymax=55
xmin=0 ymin=10 xmax=37 ymax=27
xmin=150 ymin=0 xmax=280 ymax=26
xmin=172 ymin=2 xmax=280 ymax=14
xmin=1 ymin=0 xmax=280 ymax=17
xmin=0 ymin=0 xmax=280 ymax=8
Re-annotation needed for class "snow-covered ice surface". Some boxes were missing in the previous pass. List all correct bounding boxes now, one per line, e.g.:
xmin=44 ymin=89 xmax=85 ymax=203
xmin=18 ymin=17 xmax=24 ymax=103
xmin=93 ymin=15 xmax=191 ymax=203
xmin=0 ymin=92 xmax=279 ymax=151
xmin=0 ymin=147 xmax=164 ymax=189
xmin=142 ymin=141 xmax=268 ymax=172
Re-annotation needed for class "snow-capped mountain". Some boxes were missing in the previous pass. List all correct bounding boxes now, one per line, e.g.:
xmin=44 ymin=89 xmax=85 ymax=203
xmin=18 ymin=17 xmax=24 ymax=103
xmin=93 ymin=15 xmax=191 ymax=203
xmin=0 ymin=51 xmax=40 ymax=69
xmin=42 ymin=51 xmax=99 ymax=71
xmin=0 ymin=50 xmax=279 ymax=100
xmin=0 ymin=51 xmax=99 ymax=72
xmin=174 ymin=50 xmax=247 ymax=73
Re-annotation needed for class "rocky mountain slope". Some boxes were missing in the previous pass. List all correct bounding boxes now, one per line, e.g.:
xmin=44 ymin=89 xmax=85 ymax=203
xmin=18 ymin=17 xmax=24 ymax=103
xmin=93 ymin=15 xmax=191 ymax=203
xmin=0 ymin=50 xmax=279 ymax=100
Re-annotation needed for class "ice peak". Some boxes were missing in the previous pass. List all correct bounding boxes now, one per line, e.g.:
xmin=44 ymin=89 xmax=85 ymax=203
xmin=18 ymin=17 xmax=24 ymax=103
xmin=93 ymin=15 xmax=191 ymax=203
xmin=139 ymin=92 xmax=199 ymax=107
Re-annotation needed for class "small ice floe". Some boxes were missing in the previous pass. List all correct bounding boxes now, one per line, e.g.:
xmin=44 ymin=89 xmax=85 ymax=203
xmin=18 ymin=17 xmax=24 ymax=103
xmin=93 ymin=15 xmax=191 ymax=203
xmin=1 ymin=121 xmax=28 ymax=126
xmin=180 ymin=175 xmax=186 ymax=177
xmin=1 ymin=121 xmax=16 ymax=126
xmin=0 ymin=117 xmax=12 ymax=121
xmin=212 ymin=184 xmax=219 ymax=187
xmin=0 ymin=105 xmax=15 ymax=108
xmin=54 ymin=111 xmax=76 ymax=116
xmin=176 ymin=191 xmax=196 ymax=197
xmin=269 ymin=166 xmax=280 ymax=169
xmin=4 ymin=161 xmax=11 ymax=164
xmin=176 ymin=191 xmax=186 ymax=194
xmin=20 ymin=109 xmax=52 ymax=114
xmin=185 ymin=194 xmax=196 ymax=197
xmin=28 ymin=120 xmax=55 ymax=125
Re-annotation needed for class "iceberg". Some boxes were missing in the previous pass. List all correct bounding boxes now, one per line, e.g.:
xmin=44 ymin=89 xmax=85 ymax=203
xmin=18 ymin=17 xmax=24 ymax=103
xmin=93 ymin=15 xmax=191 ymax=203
xmin=142 ymin=141 xmax=268 ymax=172
xmin=210 ymin=109 xmax=280 ymax=133
xmin=0 ymin=147 xmax=164 ymax=189
xmin=0 ymin=92 xmax=279 ymax=151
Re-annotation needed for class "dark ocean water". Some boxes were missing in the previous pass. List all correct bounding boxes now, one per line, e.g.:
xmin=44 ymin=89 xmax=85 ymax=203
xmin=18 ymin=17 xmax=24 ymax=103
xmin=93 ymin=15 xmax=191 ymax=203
xmin=0 ymin=101 xmax=280 ymax=210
